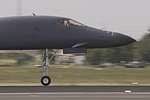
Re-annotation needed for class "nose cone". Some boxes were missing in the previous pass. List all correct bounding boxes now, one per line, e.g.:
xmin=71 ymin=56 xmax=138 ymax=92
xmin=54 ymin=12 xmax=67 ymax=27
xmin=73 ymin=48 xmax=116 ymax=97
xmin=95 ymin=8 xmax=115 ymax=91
xmin=113 ymin=32 xmax=136 ymax=47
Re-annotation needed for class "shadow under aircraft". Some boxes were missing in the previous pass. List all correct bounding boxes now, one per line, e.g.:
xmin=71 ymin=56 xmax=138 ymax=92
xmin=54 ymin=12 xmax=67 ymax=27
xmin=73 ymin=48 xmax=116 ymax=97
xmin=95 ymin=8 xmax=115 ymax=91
xmin=0 ymin=16 xmax=136 ymax=86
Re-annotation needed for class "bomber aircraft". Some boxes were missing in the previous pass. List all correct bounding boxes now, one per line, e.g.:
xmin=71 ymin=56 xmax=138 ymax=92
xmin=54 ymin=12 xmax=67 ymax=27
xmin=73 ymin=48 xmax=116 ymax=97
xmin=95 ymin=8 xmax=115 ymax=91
xmin=0 ymin=16 xmax=136 ymax=86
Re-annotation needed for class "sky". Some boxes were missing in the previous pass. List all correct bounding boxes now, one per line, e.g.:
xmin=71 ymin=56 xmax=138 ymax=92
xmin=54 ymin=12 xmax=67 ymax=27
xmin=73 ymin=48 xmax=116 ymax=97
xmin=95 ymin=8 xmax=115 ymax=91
xmin=0 ymin=0 xmax=150 ymax=40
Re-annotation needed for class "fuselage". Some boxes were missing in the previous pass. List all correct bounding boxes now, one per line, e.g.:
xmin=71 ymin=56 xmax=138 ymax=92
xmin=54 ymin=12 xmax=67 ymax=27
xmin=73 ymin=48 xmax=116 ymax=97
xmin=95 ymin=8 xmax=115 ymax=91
xmin=0 ymin=16 xmax=135 ymax=50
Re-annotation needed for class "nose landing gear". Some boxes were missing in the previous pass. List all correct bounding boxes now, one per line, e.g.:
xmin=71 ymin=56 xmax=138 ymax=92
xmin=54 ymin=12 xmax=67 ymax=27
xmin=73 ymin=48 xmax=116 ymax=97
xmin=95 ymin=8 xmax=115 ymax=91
xmin=40 ymin=49 xmax=57 ymax=86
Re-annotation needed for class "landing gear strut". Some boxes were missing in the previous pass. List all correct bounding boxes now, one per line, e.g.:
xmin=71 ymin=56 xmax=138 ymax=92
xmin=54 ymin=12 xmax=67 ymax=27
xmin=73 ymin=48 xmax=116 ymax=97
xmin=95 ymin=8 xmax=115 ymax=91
xmin=41 ymin=49 xmax=57 ymax=86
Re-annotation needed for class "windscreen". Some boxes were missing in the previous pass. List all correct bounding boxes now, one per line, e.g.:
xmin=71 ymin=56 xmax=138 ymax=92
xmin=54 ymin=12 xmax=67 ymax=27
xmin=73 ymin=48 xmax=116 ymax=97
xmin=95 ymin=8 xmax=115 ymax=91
xmin=58 ymin=19 xmax=85 ymax=27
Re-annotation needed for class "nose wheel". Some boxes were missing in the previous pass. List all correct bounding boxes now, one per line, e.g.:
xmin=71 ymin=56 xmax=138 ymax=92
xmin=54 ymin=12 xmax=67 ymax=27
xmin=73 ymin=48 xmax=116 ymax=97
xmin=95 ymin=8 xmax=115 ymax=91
xmin=41 ymin=49 xmax=57 ymax=86
xmin=41 ymin=76 xmax=51 ymax=86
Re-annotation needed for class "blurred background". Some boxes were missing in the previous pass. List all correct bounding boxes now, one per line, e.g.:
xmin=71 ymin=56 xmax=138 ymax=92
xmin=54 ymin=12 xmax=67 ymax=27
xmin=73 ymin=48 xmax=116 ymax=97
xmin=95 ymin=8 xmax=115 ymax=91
xmin=0 ymin=0 xmax=149 ymax=86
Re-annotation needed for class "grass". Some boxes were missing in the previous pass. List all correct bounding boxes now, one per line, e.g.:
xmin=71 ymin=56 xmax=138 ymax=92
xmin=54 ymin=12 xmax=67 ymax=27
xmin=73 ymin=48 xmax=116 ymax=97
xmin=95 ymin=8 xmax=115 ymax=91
xmin=0 ymin=63 xmax=150 ymax=86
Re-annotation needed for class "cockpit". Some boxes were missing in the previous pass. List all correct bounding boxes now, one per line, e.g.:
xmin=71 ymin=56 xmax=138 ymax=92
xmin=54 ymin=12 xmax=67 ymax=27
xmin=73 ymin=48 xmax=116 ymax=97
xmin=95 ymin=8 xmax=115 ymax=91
xmin=58 ymin=19 xmax=85 ymax=27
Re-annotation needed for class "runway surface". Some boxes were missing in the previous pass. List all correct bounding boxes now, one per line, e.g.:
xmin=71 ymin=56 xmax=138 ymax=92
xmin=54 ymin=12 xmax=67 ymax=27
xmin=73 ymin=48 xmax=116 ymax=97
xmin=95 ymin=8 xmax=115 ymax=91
xmin=0 ymin=86 xmax=150 ymax=93
xmin=0 ymin=92 xmax=150 ymax=100
xmin=0 ymin=86 xmax=150 ymax=100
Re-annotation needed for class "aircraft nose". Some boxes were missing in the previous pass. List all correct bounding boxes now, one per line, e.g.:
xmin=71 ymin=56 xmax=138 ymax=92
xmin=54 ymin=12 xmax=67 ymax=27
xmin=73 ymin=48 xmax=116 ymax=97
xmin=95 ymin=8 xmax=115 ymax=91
xmin=113 ymin=32 xmax=136 ymax=47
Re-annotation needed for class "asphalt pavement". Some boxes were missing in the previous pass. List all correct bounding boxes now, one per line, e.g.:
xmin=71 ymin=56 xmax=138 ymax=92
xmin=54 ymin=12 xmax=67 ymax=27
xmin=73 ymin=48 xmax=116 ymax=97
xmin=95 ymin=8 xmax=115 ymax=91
xmin=0 ymin=86 xmax=150 ymax=100
xmin=0 ymin=92 xmax=150 ymax=100
xmin=0 ymin=86 xmax=150 ymax=93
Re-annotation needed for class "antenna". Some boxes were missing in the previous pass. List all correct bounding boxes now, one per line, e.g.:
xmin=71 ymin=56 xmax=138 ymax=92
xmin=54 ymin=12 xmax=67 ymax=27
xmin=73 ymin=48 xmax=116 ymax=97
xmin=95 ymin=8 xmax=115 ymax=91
xmin=32 ymin=13 xmax=36 ymax=16
xmin=17 ymin=0 xmax=22 ymax=16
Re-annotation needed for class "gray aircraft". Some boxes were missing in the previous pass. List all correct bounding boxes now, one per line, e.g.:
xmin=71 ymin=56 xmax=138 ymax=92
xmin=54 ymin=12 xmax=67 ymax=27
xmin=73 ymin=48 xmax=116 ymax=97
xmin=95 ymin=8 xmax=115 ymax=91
xmin=0 ymin=16 xmax=136 ymax=86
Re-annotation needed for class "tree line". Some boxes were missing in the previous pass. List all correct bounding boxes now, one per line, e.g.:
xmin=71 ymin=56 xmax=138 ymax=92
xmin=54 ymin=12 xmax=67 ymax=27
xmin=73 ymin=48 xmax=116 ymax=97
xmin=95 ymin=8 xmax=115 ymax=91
xmin=86 ymin=30 xmax=150 ymax=65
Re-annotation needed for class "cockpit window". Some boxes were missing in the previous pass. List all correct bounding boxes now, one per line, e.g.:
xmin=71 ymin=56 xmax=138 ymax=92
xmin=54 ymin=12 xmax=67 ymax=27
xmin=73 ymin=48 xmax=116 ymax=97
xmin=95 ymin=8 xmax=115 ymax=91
xmin=58 ymin=19 xmax=85 ymax=27
xmin=59 ymin=19 xmax=69 ymax=26
xmin=69 ymin=20 xmax=83 ymax=26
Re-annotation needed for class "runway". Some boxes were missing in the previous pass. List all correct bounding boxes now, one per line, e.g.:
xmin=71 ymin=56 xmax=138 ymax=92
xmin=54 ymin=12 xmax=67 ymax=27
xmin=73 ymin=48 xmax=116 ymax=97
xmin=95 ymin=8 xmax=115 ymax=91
xmin=0 ymin=86 xmax=150 ymax=93
xmin=0 ymin=86 xmax=150 ymax=100
xmin=0 ymin=92 xmax=150 ymax=100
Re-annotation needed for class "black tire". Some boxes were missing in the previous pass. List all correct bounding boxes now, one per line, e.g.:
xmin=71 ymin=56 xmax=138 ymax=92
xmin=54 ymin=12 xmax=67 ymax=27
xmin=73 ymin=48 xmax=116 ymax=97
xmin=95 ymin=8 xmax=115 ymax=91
xmin=41 ymin=76 xmax=51 ymax=86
